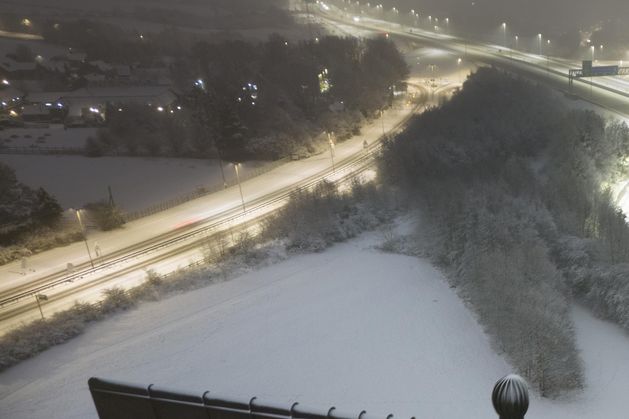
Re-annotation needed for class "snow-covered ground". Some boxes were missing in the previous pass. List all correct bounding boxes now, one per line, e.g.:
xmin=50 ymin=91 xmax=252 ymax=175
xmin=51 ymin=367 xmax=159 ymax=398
xmin=1 ymin=232 xmax=628 ymax=418
xmin=0 ymin=154 xmax=267 ymax=211
xmin=0 ymin=233 xmax=512 ymax=419
xmin=0 ymin=126 xmax=95 ymax=149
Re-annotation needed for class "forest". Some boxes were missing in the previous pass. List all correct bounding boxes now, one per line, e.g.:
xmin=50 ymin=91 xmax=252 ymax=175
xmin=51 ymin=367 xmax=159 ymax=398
xmin=380 ymin=67 xmax=629 ymax=396
xmin=89 ymin=35 xmax=408 ymax=160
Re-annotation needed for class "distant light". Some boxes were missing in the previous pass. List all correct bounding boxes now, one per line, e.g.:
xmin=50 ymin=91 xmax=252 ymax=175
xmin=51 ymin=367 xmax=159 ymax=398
xmin=45 ymin=102 xmax=52 ymax=107
xmin=176 ymin=105 xmax=182 ymax=110
xmin=139 ymin=34 xmax=144 ymax=40
xmin=56 ymin=102 xmax=63 ymax=108
xmin=21 ymin=18 xmax=32 ymax=27
xmin=9 ymin=110 xmax=18 ymax=117
xmin=1 ymin=101 xmax=6 ymax=106
xmin=156 ymin=106 xmax=164 ymax=112
xmin=118 ymin=108 xmax=123 ymax=112
xmin=353 ymin=16 xmax=360 ymax=22
xmin=284 ymin=41 xmax=288 ymax=46
xmin=1 ymin=79 xmax=9 ymax=85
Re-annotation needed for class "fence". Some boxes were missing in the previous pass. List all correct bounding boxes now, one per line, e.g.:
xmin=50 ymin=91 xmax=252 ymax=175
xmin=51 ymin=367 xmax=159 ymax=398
xmin=123 ymin=157 xmax=290 ymax=222
xmin=0 ymin=145 xmax=84 ymax=155
xmin=88 ymin=375 xmax=529 ymax=419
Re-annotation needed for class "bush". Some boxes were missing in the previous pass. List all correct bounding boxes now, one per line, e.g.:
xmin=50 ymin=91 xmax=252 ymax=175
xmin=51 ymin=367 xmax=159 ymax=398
xmin=85 ymin=201 xmax=126 ymax=231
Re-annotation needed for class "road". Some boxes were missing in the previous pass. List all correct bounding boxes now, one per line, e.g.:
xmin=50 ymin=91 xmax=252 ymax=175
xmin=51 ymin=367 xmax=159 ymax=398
xmin=12 ymin=2 xmax=621 ymax=333
xmin=316 ymin=6 xmax=629 ymax=120
xmin=0 ymin=77 xmax=443 ymax=333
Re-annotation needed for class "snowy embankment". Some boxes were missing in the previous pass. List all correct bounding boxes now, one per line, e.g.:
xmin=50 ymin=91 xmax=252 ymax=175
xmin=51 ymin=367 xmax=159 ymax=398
xmin=2 ymin=231 xmax=629 ymax=418
xmin=0 ymin=233 xmax=511 ymax=419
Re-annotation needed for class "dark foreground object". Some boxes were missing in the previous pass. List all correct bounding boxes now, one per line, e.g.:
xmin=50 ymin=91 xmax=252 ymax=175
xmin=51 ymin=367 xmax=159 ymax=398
xmin=88 ymin=374 xmax=529 ymax=419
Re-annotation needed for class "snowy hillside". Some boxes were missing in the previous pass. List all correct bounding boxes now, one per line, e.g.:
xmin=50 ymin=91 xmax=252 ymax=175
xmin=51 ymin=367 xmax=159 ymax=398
xmin=1 ymin=232 xmax=629 ymax=418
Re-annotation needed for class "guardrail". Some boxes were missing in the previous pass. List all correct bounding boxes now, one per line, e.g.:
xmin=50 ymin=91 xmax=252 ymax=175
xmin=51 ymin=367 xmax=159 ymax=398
xmin=88 ymin=375 xmax=530 ymax=419
xmin=0 ymin=145 xmax=84 ymax=155
xmin=124 ymin=157 xmax=291 ymax=222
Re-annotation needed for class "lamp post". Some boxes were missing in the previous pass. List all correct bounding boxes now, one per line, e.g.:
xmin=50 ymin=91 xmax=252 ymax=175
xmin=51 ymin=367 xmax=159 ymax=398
xmin=537 ymin=33 xmax=542 ymax=55
xmin=591 ymin=45 xmax=595 ymax=97
xmin=233 ymin=163 xmax=246 ymax=213
xmin=501 ymin=22 xmax=507 ymax=48
xmin=76 ymin=209 xmax=95 ymax=269
xmin=327 ymin=132 xmax=336 ymax=172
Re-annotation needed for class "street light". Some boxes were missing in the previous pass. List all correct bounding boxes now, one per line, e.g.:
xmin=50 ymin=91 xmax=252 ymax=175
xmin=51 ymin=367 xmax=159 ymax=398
xmin=327 ymin=132 xmax=336 ymax=172
xmin=232 ymin=163 xmax=246 ymax=213
xmin=537 ymin=33 xmax=542 ymax=55
xmin=76 ymin=209 xmax=95 ymax=269
xmin=501 ymin=22 xmax=507 ymax=48
xmin=514 ymin=35 xmax=519 ymax=50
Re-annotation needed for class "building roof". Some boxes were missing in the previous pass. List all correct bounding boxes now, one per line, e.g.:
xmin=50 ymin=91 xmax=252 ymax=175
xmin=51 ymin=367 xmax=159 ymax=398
xmin=0 ymin=57 xmax=37 ymax=72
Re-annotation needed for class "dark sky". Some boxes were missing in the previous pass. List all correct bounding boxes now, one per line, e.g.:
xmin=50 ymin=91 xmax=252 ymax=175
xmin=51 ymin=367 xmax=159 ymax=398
xmin=377 ymin=0 xmax=627 ymax=37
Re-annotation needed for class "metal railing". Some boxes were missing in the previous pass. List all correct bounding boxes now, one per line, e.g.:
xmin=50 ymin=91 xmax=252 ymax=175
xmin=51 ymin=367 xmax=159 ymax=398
xmin=0 ymin=145 xmax=84 ymax=155
xmin=88 ymin=375 xmax=529 ymax=419
xmin=123 ymin=157 xmax=291 ymax=222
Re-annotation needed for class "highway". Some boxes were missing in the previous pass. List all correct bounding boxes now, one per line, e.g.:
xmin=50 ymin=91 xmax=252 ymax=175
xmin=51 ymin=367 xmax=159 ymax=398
xmin=316 ymin=4 xmax=629 ymax=120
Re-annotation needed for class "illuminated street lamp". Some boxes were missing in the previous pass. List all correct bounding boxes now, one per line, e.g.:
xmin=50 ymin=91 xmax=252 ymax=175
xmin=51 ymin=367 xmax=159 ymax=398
xmin=445 ymin=17 xmax=449 ymax=33
xmin=514 ymin=35 xmax=519 ymax=50
xmin=327 ymin=132 xmax=336 ymax=172
xmin=233 ymin=163 xmax=246 ymax=213
xmin=501 ymin=22 xmax=507 ymax=48
xmin=76 ymin=209 xmax=95 ymax=269
xmin=537 ymin=33 xmax=542 ymax=55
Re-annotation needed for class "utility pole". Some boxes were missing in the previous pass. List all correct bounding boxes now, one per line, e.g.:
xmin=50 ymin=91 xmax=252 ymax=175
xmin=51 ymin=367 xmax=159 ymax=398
xmin=327 ymin=132 xmax=336 ymax=172
xmin=76 ymin=210 xmax=95 ymax=269
xmin=34 ymin=294 xmax=48 ymax=320
xmin=233 ymin=163 xmax=246 ymax=213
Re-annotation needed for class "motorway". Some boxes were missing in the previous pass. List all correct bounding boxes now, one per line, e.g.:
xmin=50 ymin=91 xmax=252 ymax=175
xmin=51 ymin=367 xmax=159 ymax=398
xmin=318 ymin=6 xmax=629 ymax=120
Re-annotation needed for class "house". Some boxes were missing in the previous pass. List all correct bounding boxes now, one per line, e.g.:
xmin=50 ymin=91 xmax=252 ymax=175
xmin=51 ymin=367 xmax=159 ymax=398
xmin=0 ymin=57 xmax=38 ymax=78
xmin=0 ymin=87 xmax=24 ymax=108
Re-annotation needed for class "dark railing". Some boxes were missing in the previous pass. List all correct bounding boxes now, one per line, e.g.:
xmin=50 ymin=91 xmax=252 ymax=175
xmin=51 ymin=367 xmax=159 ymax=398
xmin=88 ymin=375 xmax=529 ymax=419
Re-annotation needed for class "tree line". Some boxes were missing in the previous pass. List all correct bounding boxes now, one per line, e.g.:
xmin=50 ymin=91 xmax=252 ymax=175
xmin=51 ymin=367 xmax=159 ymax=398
xmin=379 ymin=67 xmax=629 ymax=396
xmin=87 ymin=34 xmax=408 ymax=160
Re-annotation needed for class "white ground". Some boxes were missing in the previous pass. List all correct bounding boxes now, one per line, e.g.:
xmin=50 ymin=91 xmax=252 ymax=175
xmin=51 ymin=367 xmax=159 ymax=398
xmin=0 ymin=154 xmax=267 ymax=211
xmin=0 ymin=126 xmax=95 ymax=149
xmin=1 ymin=232 xmax=629 ymax=418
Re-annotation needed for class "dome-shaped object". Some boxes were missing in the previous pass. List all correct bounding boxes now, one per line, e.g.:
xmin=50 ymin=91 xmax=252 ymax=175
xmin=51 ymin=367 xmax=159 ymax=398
xmin=491 ymin=374 xmax=529 ymax=419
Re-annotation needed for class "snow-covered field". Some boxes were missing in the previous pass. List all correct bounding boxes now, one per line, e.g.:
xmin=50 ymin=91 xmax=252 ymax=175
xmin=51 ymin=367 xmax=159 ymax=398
xmin=0 ymin=154 xmax=267 ymax=211
xmin=2 ymin=232 xmax=629 ymax=418
xmin=0 ymin=126 xmax=95 ymax=149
